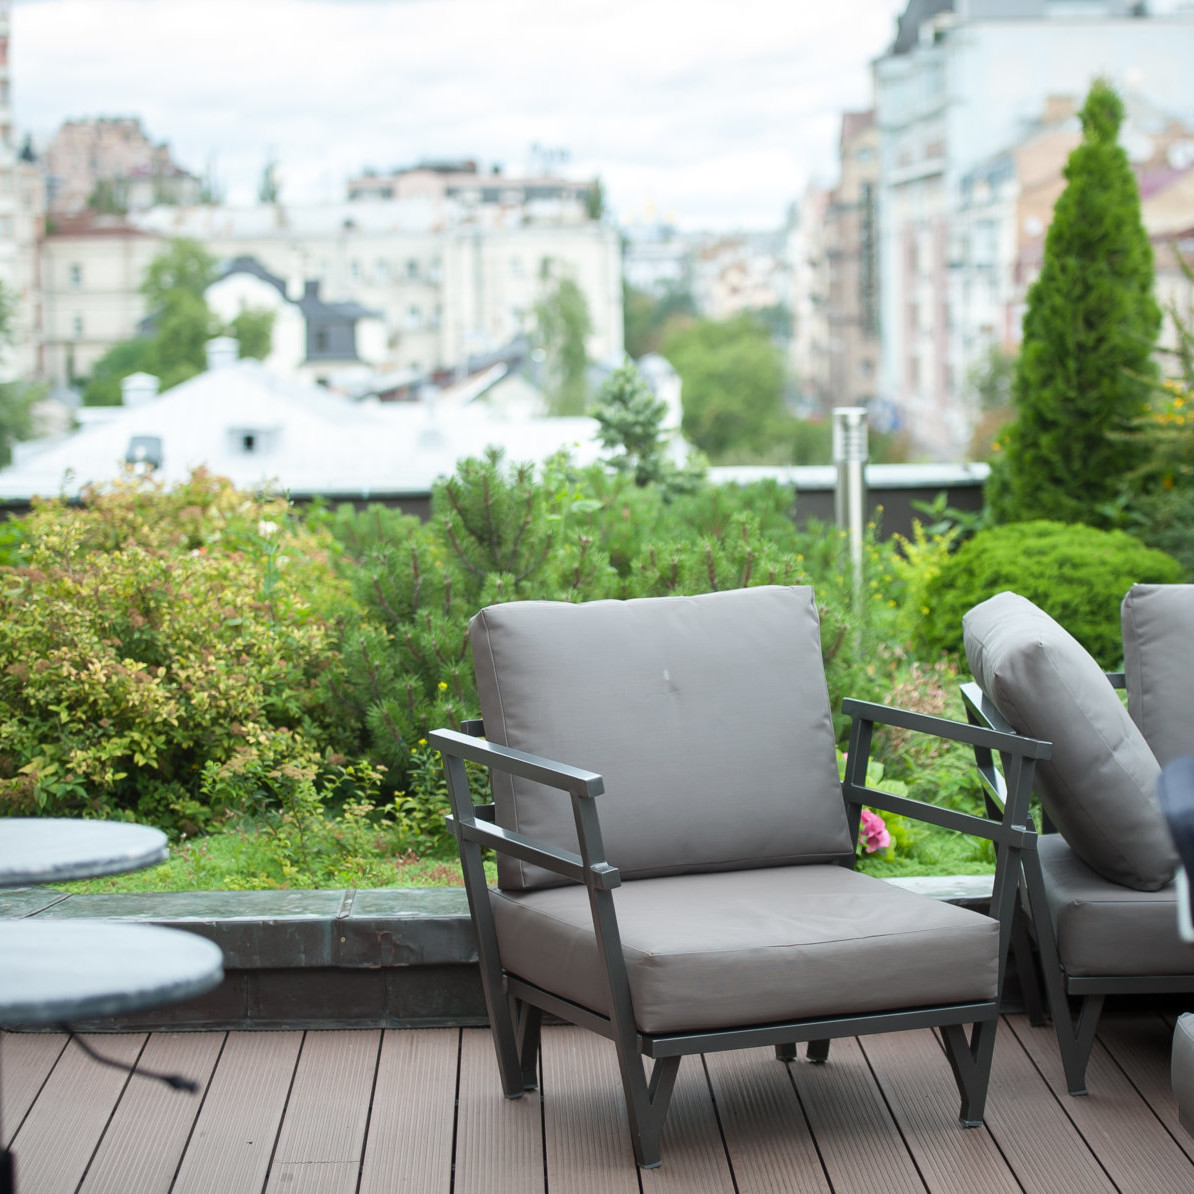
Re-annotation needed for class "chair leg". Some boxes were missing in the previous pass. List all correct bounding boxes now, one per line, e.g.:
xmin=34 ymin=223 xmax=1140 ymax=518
xmin=774 ymin=1043 xmax=798 ymax=1061
xmin=807 ymin=1039 xmax=831 ymax=1064
xmin=1053 ymin=994 xmax=1104 ymax=1096
xmin=618 ymin=1054 xmax=681 ymax=1169
xmin=514 ymin=1000 xmax=542 ymax=1091
xmin=1011 ymin=906 xmax=1047 ymax=1026
xmin=941 ymin=1020 xmax=997 ymax=1126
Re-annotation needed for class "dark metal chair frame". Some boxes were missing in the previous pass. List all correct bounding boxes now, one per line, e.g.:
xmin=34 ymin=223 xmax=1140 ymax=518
xmin=433 ymin=697 xmax=1048 ymax=1168
xmin=962 ymin=676 xmax=1194 ymax=1095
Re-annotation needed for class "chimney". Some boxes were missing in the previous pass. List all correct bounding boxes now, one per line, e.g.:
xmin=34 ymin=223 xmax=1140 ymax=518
xmin=121 ymin=371 xmax=159 ymax=407
xmin=206 ymin=335 xmax=239 ymax=371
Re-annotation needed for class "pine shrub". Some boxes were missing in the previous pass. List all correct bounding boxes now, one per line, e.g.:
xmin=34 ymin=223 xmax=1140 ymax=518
xmin=988 ymin=80 xmax=1161 ymax=526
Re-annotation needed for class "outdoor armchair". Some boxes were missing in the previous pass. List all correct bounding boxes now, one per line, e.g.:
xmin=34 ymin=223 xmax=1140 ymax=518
xmin=433 ymin=585 xmax=1047 ymax=1168
xmin=961 ymin=589 xmax=1194 ymax=1096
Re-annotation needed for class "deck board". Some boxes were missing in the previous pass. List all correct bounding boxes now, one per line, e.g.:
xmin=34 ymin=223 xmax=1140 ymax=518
xmin=983 ymin=1016 xmax=1117 ymax=1193
xmin=268 ymin=1029 xmax=379 ymax=1169
xmin=454 ymin=1027 xmax=545 ymax=1194
xmin=0 ymin=1031 xmax=67 ymax=1148
xmin=703 ymin=1047 xmax=831 ymax=1193
xmin=78 ymin=1031 xmax=224 ymax=1194
xmin=859 ymin=1027 xmax=1021 ymax=1194
xmin=1096 ymin=1011 xmax=1194 ymax=1163
xmin=356 ymin=1027 xmax=457 ymax=1194
xmin=1005 ymin=1012 xmax=1194 ymax=1193
xmin=170 ymin=1030 xmax=303 ymax=1194
xmin=789 ymin=1035 xmax=927 ymax=1193
xmin=7 ymin=1033 xmax=144 ymax=1194
xmin=2 ymin=999 xmax=1192 ymax=1193
xmin=540 ymin=1026 xmax=642 ymax=1194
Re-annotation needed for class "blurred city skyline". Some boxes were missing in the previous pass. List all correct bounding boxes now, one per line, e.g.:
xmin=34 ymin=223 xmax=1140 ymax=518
xmin=12 ymin=0 xmax=917 ymax=230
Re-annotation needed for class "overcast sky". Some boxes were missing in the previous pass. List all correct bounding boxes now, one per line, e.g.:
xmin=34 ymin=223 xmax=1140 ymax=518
xmin=14 ymin=0 xmax=1193 ymax=232
xmin=11 ymin=0 xmax=915 ymax=230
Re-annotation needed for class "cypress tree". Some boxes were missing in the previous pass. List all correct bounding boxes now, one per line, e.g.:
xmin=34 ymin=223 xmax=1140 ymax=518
xmin=987 ymin=79 xmax=1160 ymax=525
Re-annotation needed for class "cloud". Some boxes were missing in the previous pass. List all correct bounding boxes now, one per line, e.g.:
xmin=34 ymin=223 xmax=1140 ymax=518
xmin=12 ymin=0 xmax=906 ymax=228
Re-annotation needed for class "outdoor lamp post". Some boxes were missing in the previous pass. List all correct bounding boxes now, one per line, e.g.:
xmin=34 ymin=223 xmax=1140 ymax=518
xmin=833 ymin=406 xmax=868 ymax=602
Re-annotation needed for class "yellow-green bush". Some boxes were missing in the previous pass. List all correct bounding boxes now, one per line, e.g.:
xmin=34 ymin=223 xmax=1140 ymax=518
xmin=0 ymin=470 xmax=359 ymax=828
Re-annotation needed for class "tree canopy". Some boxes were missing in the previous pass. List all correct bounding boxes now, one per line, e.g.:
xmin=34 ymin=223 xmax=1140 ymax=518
xmin=534 ymin=276 xmax=592 ymax=416
xmin=662 ymin=313 xmax=787 ymax=461
xmin=84 ymin=239 xmax=275 ymax=405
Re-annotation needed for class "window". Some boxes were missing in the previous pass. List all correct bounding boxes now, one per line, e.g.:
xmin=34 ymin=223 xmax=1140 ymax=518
xmin=241 ymin=433 xmax=256 ymax=453
xmin=315 ymin=328 xmax=330 ymax=353
xmin=72 ymin=315 xmax=83 ymax=338
xmin=406 ymin=259 xmax=419 ymax=281
xmin=68 ymin=263 xmax=82 ymax=290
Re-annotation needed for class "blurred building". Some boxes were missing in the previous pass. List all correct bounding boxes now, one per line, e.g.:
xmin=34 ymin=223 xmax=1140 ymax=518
xmin=0 ymin=1 xmax=45 ymax=382
xmin=43 ymin=117 xmax=201 ymax=217
xmin=823 ymin=111 xmax=881 ymax=414
xmin=789 ymin=184 xmax=832 ymax=414
xmin=950 ymin=94 xmax=1194 ymax=437
xmin=0 ymin=341 xmax=607 ymax=503
xmin=127 ymin=181 xmax=622 ymax=385
xmin=39 ymin=213 xmax=161 ymax=384
xmin=874 ymin=0 xmax=1194 ymax=457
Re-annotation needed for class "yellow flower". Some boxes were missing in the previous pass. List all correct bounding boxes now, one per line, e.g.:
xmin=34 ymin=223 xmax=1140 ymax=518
xmin=437 ymin=681 xmax=448 ymax=691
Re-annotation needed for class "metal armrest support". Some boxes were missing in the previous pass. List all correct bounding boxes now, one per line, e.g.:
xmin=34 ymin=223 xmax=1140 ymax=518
xmin=430 ymin=728 xmax=618 ymax=890
xmin=841 ymin=696 xmax=1050 ymax=845
xmin=431 ymin=724 xmax=643 ymax=1126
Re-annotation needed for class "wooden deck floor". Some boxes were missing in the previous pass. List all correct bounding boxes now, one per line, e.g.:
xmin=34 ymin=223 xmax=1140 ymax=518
xmin=2 ymin=1007 xmax=1192 ymax=1193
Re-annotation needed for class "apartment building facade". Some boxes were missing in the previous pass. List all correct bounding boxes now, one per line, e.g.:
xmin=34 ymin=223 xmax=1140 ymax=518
xmin=874 ymin=0 xmax=1194 ymax=457
xmin=36 ymin=167 xmax=622 ymax=389
xmin=824 ymin=111 xmax=881 ymax=414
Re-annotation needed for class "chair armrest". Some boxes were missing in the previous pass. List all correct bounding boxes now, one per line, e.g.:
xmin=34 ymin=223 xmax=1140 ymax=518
xmin=841 ymin=697 xmax=1049 ymax=845
xmin=431 ymin=728 xmax=604 ymax=799
xmin=430 ymin=728 xmax=619 ymax=890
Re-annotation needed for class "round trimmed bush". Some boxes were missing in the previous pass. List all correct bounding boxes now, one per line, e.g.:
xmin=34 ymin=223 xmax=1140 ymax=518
xmin=917 ymin=520 xmax=1183 ymax=667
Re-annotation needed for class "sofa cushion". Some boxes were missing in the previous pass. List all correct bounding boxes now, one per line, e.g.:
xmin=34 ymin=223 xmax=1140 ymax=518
xmin=1122 ymin=583 xmax=1194 ymax=767
xmin=1036 ymin=835 xmax=1194 ymax=976
xmin=491 ymin=865 xmax=999 ymax=1034
xmin=471 ymin=586 xmax=852 ymax=890
xmin=964 ymin=591 xmax=1176 ymax=892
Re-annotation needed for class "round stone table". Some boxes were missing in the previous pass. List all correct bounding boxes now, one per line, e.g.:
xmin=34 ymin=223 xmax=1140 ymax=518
xmin=0 ymin=819 xmax=168 ymax=888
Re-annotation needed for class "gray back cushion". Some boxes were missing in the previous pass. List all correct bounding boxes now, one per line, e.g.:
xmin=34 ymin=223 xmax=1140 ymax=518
xmin=964 ymin=591 xmax=1176 ymax=892
xmin=470 ymin=585 xmax=853 ymax=891
xmin=1122 ymin=584 xmax=1194 ymax=767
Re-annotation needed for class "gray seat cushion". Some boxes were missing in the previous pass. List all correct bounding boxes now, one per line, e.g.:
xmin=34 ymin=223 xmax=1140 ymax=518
xmin=1036 ymin=835 xmax=1194 ymax=977
xmin=491 ymin=865 xmax=1000 ymax=1034
xmin=1174 ymin=1013 xmax=1194 ymax=1136
xmin=964 ymin=591 xmax=1176 ymax=892
xmin=1122 ymin=583 xmax=1194 ymax=767
xmin=471 ymin=586 xmax=852 ymax=891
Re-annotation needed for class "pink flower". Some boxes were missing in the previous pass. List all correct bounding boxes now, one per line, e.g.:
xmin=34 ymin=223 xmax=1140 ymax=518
xmin=859 ymin=809 xmax=892 ymax=854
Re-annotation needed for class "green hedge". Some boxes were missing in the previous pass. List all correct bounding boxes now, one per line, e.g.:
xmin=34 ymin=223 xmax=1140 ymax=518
xmin=917 ymin=520 xmax=1183 ymax=667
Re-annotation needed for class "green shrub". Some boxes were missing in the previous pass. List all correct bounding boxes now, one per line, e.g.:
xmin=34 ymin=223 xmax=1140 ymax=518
xmin=330 ymin=449 xmax=906 ymax=800
xmin=0 ymin=471 xmax=360 ymax=828
xmin=916 ymin=520 xmax=1182 ymax=666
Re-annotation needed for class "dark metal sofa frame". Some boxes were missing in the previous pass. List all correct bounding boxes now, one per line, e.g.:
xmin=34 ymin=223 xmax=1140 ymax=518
xmin=433 ymin=698 xmax=1048 ymax=1168
xmin=962 ymin=676 xmax=1194 ymax=1095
